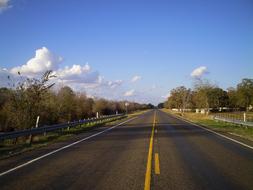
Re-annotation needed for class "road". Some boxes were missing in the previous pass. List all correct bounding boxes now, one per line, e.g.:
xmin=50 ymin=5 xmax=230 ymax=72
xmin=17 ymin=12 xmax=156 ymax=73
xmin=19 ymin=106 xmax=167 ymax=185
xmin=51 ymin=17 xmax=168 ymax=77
xmin=0 ymin=110 xmax=253 ymax=190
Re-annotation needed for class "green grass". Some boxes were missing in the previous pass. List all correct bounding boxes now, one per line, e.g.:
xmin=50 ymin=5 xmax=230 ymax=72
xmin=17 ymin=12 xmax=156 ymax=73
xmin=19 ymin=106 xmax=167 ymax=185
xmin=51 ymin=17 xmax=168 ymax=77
xmin=212 ymin=112 xmax=253 ymax=122
xmin=162 ymin=109 xmax=253 ymax=142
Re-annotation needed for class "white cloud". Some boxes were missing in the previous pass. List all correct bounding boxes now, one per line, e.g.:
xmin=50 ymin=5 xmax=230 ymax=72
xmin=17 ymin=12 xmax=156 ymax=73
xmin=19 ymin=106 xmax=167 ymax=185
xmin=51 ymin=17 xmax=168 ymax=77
xmin=190 ymin=66 xmax=208 ymax=78
xmin=124 ymin=89 xmax=135 ymax=97
xmin=1 ymin=47 xmax=126 ymax=101
xmin=0 ymin=0 xmax=12 ymax=13
xmin=161 ymin=92 xmax=170 ymax=99
xmin=55 ymin=63 xmax=99 ymax=84
xmin=8 ymin=47 xmax=102 ymax=86
xmin=75 ymin=77 xmax=123 ymax=90
xmin=11 ymin=47 xmax=63 ymax=77
xmin=131 ymin=75 xmax=141 ymax=82
xmin=58 ymin=64 xmax=90 ymax=77
xmin=107 ymin=80 xmax=123 ymax=89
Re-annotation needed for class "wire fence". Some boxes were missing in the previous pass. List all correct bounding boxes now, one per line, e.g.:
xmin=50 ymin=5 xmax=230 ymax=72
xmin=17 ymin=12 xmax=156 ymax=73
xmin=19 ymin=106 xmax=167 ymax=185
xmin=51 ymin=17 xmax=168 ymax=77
xmin=213 ymin=112 xmax=253 ymax=122
xmin=213 ymin=112 xmax=253 ymax=127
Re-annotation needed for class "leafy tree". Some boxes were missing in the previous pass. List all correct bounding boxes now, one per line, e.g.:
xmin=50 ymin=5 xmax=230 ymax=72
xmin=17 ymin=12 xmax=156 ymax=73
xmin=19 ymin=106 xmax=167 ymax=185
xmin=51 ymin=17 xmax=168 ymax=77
xmin=236 ymin=78 xmax=253 ymax=110
xmin=57 ymin=86 xmax=77 ymax=122
xmin=227 ymin=87 xmax=239 ymax=109
xmin=0 ymin=88 xmax=12 ymax=131
xmin=147 ymin=103 xmax=155 ymax=109
xmin=207 ymin=87 xmax=229 ymax=109
xmin=157 ymin=103 xmax=164 ymax=108
xmin=75 ymin=94 xmax=95 ymax=119
xmin=40 ymin=91 xmax=59 ymax=125
xmin=0 ymin=88 xmax=11 ymax=108
xmin=166 ymin=86 xmax=191 ymax=111
xmin=192 ymin=80 xmax=216 ymax=112
xmin=92 ymin=98 xmax=110 ymax=115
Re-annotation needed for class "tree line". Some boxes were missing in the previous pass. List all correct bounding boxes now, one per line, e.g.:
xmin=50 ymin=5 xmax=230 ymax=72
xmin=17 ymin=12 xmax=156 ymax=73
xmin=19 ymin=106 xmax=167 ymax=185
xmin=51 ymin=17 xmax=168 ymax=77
xmin=0 ymin=71 xmax=152 ymax=132
xmin=163 ymin=78 xmax=253 ymax=113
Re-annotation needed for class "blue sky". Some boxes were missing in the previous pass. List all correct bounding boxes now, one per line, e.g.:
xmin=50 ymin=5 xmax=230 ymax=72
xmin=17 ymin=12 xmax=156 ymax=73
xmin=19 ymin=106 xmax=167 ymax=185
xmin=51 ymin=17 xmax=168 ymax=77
xmin=0 ymin=0 xmax=253 ymax=104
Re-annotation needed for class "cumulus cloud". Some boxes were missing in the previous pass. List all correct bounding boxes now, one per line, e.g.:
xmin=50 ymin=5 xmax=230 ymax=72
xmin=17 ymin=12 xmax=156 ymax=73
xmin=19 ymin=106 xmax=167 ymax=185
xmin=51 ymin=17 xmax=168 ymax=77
xmin=0 ymin=47 xmax=123 ymax=93
xmin=131 ymin=75 xmax=141 ymax=82
xmin=1 ymin=47 xmax=126 ymax=101
xmin=55 ymin=63 xmax=100 ymax=84
xmin=190 ymin=66 xmax=208 ymax=78
xmin=11 ymin=47 xmax=63 ymax=77
xmin=0 ymin=0 xmax=12 ymax=13
xmin=124 ymin=89 xmax=135 ymax=97
xmin=8 ymin=47 xmax=103 ymax=86
xmin=57 ymin=64 xmax=90 ymax=77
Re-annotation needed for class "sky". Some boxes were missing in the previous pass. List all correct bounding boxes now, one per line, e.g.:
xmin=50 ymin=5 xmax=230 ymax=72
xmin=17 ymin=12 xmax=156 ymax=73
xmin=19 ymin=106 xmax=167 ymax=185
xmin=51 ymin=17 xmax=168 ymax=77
xmin=0 ymin=0 xmax=253 ymax=105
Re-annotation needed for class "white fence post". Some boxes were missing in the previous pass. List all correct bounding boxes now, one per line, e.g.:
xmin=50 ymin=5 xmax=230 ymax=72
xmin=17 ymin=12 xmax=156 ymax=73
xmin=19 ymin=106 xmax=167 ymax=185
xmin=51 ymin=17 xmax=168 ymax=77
xmin=35 ymin=116 xmax=40 ymax=128
xmin=30 ymin=116 xmax=40 ymax=144
xmin=244 ymin=112 xmax=246 ymax=122
xmin=67 ymin=121 xmax=70 ymax=131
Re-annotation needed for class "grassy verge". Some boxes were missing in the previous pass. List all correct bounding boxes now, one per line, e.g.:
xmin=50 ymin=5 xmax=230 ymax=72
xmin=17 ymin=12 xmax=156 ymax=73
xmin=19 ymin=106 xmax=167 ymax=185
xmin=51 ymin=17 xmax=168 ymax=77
xmin=162 ymin=109 xmax=253 ymax=142
xmin=214 ymin=112 xmax=253 ymax=122
xmin=0 ymin=110 xmax=148 ymax=159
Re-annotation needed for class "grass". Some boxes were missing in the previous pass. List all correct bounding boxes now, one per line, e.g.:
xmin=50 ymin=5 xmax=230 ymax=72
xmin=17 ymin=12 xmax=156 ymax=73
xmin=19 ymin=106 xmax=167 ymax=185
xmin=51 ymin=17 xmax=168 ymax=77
xmin=0 ymin=110 xmax=148 ymax=159
xmin=212 ymin=112 xmax=253 ymax=122
xmin=162 ymin=109 xmax=253 ymax=142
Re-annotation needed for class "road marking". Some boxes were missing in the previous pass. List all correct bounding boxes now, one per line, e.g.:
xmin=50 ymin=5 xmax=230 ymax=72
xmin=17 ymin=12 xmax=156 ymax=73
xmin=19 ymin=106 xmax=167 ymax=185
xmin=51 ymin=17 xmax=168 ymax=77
xmin=167 ymin=111 xmax=253 ymax=150
xmin=0 ymin=116 xmax=138 ymax=177
xmin=155 ymin=153 xmax=160 ymax=175
xmin=144 ymin=111 xmax=156 ymax=190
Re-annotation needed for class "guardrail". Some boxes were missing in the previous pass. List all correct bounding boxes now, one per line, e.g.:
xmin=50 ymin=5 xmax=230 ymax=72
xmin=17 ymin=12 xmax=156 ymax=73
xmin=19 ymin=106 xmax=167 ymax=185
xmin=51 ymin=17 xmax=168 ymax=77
xmin=0 ymin=114 xmax=125 ymax=141
xmin=213 ymin=115 xmax=253 ymax=127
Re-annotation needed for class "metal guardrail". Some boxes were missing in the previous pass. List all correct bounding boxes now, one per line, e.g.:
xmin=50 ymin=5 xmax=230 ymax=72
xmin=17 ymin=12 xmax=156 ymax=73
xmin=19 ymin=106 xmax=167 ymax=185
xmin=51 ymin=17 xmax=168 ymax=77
xmin=213 ymin=115 xmax=253 ymax=127
xmin=0 ymin=114 xmax=125 ymax=141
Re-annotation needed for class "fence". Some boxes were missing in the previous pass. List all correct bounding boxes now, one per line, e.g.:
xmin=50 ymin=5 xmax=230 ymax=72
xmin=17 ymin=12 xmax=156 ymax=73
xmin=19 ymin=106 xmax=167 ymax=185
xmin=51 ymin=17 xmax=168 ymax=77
xmin=213 ymin=112 xmax=253 ymax=127
xmin=0 ymin=114 xmax=125 ymax=141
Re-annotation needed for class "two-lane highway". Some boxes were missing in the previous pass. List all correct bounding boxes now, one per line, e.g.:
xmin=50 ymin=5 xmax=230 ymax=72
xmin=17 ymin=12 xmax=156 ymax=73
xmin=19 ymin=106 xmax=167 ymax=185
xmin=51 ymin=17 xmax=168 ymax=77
xmin=0 ymin=110 xmax=253 ymax=190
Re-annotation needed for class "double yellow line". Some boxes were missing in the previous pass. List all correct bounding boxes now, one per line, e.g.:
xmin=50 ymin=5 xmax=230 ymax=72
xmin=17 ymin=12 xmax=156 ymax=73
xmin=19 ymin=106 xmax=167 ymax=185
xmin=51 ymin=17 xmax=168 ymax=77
xmin=144 ymin=111 xmax=158 ymax=190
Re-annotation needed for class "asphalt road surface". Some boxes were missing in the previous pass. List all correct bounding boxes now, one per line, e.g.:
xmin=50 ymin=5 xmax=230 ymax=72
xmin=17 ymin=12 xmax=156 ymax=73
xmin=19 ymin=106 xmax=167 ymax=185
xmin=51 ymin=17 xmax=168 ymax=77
xmin=0 ymin=110 xmax=253 ymax=190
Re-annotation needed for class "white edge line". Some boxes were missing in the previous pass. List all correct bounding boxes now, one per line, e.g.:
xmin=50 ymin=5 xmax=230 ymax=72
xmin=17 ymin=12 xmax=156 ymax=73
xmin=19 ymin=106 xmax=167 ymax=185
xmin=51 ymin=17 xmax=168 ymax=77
xmin=163 ymin=111 xmax=253 ymax=150
xmin=0 ymin=116 xmax=137 ymax=177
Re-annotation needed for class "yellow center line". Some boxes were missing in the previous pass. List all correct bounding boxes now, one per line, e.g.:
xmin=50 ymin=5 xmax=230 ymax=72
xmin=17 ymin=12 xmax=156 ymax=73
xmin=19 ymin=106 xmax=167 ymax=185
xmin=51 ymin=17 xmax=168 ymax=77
xmin=144 ymin=111 xmax=156 ymax=190
xmin=155 ymin=153 xmax=160 ymax=175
